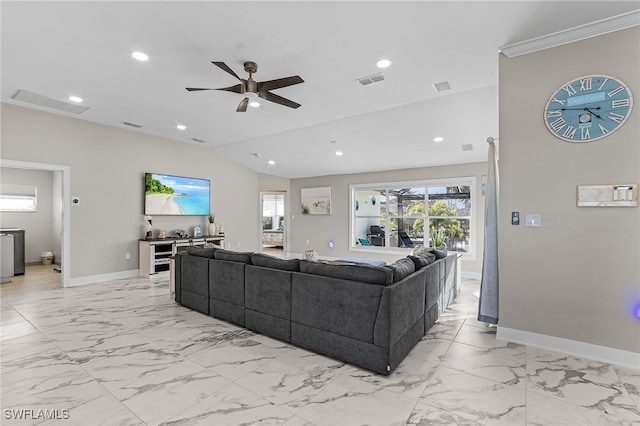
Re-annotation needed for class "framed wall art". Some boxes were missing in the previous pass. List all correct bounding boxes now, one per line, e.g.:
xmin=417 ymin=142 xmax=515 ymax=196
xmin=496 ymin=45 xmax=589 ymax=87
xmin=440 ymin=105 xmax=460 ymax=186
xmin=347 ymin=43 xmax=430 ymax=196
xmin=301 ymin=186 xmax=331 ymax=215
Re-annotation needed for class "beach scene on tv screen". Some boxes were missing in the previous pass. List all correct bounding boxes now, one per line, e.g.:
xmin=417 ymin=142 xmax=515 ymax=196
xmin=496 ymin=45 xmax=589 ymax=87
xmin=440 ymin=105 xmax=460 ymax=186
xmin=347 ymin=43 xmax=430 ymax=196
xmin=145 ymin=174 xmax=210 ymax=215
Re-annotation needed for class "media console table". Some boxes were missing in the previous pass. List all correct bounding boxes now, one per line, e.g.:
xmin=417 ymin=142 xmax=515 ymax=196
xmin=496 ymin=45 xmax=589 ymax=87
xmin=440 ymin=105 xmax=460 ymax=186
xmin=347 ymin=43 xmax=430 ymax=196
xmin=138 ymin=235 xmax=225 ymax=278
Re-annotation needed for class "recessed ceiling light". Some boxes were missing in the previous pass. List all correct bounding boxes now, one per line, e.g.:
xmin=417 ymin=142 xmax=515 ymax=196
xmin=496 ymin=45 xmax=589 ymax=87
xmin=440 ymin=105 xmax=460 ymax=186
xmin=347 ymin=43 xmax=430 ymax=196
xmin=433 ymin=136 xmax=444 ymax=143
xmin=249 ymin=100 xmax=260 ymax=108
xmin=176 ymin=124 xmax=187 ymax=130
xmin=376 ymin=59 xmax=392 ymax=68
xmin=335 ymin=151 xmax=343 ymax=156
xmin=267 ymin=160 xmax=275 ymax=165
xmin=68 ymin=95 xmax=83 ymax=103
xmin=131 ymin=51 xmax=149 ymax=61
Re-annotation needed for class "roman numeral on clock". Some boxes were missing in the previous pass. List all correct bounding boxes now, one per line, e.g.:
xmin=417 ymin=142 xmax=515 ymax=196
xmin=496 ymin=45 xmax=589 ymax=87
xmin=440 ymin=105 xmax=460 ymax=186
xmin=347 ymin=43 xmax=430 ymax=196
xmin=598 ymin=78 xmax=609 ymax=91
xmin=562 ymin=126 xmax=577 ymax=139
xmin=598 ymin=124 xmax=609 ymax=136
xmin=550 ymin=117 xmax=567 ymax=132
xmin=562 ymin=85 xmax=577 ymax=97
xmin=579 ymin=78 xmax=592 ymax=91
xmin=609 ymin=112 xmax=625 ymax=123
xmin=580 ymin=128 xmax=590 ymax=140
xmin=612 ymin=99 xmax=630 ymax=108
xmin=546 ymin=110 xmax=562 ymax=118
xmin=607 ymin=86 xmax=624 ymax=97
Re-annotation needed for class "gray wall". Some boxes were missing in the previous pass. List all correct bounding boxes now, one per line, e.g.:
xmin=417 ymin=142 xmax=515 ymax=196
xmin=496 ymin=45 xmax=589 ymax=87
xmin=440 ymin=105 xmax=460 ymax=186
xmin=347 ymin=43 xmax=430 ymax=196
xmin=1 ymin=104 xmax=260 ymax=279
xmin=499 ymin=27 xmax=639 ymax=353
xmin=288 ymin=162 xmax=487 ymax=273
xmin=0 ymin=167 xmax=56 ymax=263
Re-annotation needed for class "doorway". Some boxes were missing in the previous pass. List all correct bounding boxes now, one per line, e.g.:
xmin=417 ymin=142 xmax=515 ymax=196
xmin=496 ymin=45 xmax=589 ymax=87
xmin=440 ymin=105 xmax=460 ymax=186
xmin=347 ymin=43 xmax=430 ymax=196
xmin=0 ymin=160 xmax=70 ymax=290
xmin=260 ymin=191 xmax=286 ymax=257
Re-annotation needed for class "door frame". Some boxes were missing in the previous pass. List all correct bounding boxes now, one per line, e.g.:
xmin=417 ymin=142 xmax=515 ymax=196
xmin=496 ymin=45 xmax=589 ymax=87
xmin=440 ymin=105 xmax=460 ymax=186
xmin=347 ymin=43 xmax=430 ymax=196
xmin=258 ymin=190 xmax=287 ymax=253
xmin=1 ymin=159 xmax=70 ymax=288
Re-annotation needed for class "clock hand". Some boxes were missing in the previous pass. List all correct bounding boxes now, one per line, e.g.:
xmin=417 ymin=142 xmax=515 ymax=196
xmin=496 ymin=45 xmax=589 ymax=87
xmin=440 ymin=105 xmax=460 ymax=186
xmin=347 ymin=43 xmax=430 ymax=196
xmin=584 ymin=107 xmax=604 ymax=120
xmin=559 ymin=107 xmax=602 ymax=111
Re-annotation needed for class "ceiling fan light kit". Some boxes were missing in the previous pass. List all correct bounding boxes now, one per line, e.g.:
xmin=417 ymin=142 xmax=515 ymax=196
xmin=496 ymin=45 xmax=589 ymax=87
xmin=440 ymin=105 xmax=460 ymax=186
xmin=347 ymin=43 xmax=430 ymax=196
xmin=186 ymin=60 xmax=304 ymax=112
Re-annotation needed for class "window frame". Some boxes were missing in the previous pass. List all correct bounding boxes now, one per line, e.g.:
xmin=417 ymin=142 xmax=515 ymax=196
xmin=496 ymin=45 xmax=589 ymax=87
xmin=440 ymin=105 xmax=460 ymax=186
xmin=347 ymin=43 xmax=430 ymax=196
xmin=349 ymin=177 xmax=476 ymax=260
xmin=0 ymin=184 xmax=38 ymax=212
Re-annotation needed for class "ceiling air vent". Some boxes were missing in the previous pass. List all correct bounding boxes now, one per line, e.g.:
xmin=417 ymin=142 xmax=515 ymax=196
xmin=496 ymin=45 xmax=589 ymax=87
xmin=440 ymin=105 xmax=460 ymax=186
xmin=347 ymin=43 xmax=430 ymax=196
xmin=11 ymin=89 xmax=90 ymax=114
xmin=191 ymin=138 xmax=207 ymax=143
xmin=122 ymin=121 xmax=143 ymax=128
xmin=432 ymin=81 xmax=452 ymax=93
xmin=461 ymin=144 xmax=474 ymax=152
xmin=356 ymin=72 xmax=385 ymax=86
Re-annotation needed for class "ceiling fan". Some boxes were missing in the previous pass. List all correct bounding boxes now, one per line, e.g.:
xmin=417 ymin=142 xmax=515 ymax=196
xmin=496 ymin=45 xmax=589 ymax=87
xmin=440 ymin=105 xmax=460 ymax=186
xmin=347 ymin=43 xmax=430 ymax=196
xmin=186 ymin=61 xmax=304 ymax=112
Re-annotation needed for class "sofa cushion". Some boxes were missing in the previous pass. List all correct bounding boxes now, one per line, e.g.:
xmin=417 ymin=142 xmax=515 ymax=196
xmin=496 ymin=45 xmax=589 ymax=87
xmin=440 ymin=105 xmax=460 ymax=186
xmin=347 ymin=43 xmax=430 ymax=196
xmin=186 ymin=246 xmax=217 ymax=258
xmin=409 ymin=251 xmax=436 ymax=269
xmin=434 ymin=247 xmax=448 ymax=260
xmin=299 ymin=260 xmax=393 ymax=285
xmin=251 ymin=253 xmax=300 ymax=271
xmin=385 ymin=257 xmax=416 ymax=282
xmin=213 ymin=249 xmax=253 ymax=264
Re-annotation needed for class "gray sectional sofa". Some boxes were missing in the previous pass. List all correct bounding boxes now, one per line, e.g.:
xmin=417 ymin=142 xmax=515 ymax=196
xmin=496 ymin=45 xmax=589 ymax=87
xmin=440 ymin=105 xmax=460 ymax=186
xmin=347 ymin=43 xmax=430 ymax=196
xmin=175 ymin=247 xmax=459 ymax=375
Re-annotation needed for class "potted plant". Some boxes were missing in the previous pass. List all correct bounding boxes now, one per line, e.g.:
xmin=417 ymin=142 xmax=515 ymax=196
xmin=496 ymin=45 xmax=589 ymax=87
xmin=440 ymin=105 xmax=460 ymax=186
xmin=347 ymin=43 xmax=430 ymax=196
xmin=207 ymin=213 xmax=216 ymax=236
xmin=431 ymin=226 xmax=446 ymax=248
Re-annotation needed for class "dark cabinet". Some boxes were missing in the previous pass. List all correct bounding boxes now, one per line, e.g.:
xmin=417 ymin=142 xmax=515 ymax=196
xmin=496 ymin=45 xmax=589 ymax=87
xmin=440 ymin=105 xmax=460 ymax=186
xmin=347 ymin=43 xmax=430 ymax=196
xmin=0 ymin=229 xmax=25 ymax=275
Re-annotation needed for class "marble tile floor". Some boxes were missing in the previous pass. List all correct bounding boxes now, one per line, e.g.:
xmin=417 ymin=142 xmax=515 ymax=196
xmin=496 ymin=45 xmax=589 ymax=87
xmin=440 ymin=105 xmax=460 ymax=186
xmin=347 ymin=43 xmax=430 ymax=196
xmin=1 ymin=277 xmax=638 ymax=426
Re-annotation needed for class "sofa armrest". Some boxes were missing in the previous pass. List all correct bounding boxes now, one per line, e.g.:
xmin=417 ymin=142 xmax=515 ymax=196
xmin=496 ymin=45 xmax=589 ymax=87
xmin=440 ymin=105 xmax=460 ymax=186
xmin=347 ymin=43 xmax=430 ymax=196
xmin=373 ymin=268 xmax=426 ymax=347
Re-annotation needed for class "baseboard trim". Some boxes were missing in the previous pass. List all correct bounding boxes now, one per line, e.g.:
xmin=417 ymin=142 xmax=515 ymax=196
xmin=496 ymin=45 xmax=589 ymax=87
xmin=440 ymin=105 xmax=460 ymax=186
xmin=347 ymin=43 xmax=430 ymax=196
xmin=461 ymin=271 xmax=481 ymax=280
xmin=497 ymin=326 xmax=640 ymax=370
xmin=68 ymin=269 xmax=140 ymax=287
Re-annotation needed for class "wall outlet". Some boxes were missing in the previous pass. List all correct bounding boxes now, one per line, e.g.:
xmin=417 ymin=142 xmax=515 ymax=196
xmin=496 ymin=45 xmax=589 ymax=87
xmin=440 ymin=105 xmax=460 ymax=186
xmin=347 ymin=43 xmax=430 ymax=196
xmin=306 ymin=239 xmax=310 ymax=245
xmin=125 ymin=252 xmax=131 ymax=260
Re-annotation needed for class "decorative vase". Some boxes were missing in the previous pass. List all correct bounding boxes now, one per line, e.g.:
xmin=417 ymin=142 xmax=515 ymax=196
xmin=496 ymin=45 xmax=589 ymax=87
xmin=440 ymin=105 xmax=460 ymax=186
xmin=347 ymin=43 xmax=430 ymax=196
xmin=208 ymin=223 xmax=216 ymax=236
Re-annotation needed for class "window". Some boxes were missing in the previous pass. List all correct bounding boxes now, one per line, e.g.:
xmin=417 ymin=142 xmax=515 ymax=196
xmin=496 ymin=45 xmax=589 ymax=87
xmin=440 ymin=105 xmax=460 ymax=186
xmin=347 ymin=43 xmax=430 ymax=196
xmin=351 ymin=178 xmax=475 ymax=258
xmin=0 ymin=184 xmax=37 ymax=212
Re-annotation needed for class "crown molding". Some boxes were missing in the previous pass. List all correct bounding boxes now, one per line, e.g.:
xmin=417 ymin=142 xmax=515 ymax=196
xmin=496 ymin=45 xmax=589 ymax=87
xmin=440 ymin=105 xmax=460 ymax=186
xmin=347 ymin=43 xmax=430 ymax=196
xmin=499 ymin=10 xmax=640 ymax=58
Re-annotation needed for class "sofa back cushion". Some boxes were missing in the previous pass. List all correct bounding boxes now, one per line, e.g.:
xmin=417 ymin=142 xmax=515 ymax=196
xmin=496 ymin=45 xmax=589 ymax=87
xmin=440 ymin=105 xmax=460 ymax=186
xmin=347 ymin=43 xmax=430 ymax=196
xmin=186 ymin=246 xmax=217 ymax=258
xmin=385 ymin=257 xmax=416 ymax=282
xmin=409 ymin=251 xmax=436 ymax=269
xmin=251 ymin=253 xmax=299 ymax=271
xmin=299 ymin=260 xmax=392 ymax=285
xmin=291 ymin=273 xmax=384 ymax=343
xmin=434 ymin=247 xmax=448 ymax=260
xmin=213 ymin=249 xmax=253 ymax=264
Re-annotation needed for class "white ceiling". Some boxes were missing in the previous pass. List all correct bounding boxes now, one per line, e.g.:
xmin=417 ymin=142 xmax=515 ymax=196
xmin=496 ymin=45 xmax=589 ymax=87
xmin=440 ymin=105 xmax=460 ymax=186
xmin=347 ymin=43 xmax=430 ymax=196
xmin=2 ymin=1 xmax=638 ymax=178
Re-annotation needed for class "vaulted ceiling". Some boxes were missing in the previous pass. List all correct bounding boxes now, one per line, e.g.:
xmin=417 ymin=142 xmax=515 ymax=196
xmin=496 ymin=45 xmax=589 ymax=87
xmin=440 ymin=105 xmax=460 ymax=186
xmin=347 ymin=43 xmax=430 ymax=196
xmin=2 ymin=1 xmax=638 ymax=178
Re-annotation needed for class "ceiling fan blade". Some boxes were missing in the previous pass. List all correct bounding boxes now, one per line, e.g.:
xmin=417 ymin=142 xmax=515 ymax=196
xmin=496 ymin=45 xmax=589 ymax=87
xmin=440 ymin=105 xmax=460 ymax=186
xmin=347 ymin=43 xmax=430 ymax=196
xmin=186 ymin=87 xmax=216 ymax=91
xmin=257 ymin=76 xmax=304 ymax=92
xmin=212 ymin=61 xmax=243 ymax=81
xmin=236 ymin=98 xmax=249 ymax=112
xmin=258 ymin=91 xmax=301 ymax=109
xmin=214 ymin=84 xmax=243 ymax=94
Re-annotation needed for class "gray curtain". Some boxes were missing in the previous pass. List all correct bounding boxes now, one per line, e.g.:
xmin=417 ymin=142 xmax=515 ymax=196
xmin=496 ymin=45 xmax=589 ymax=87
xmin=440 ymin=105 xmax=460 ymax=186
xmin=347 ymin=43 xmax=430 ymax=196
xmin=478 ymin=138 xmax=499 ymax=324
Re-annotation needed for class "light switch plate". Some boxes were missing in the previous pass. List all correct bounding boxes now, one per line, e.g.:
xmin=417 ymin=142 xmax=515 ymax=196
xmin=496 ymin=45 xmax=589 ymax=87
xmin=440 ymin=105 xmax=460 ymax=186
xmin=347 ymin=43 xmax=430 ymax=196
xmin=525 ymin=214 xmax=541 ymax=227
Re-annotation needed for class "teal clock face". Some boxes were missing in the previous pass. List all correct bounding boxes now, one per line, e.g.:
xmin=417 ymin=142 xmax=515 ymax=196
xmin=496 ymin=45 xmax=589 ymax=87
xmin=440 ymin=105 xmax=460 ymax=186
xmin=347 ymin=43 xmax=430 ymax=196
xmin=544 ymin=75 xmax=633 ymax=142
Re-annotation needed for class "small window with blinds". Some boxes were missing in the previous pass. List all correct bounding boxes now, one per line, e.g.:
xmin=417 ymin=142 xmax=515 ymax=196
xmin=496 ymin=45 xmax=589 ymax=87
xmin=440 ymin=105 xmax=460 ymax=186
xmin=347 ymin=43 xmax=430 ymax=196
xmin=0 ymin=184 xmax=37 ymax=212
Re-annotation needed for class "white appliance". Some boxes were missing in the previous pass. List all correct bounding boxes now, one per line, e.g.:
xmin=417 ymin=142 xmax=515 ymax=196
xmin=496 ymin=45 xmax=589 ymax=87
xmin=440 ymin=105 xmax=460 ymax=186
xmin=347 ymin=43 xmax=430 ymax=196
xmin=1 ymin=233 xmax=15 ymax=283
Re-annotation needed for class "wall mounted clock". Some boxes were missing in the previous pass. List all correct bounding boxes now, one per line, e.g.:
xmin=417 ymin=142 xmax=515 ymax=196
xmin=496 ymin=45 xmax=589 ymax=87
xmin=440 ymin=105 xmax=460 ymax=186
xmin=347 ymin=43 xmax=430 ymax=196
xmin=544 ymin=75 xmax=633 ymax=142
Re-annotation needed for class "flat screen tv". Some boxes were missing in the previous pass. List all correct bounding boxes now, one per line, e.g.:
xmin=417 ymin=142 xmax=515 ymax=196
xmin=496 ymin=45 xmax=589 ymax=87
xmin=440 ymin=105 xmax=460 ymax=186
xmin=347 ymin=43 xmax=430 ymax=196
xmin=144 ymin=173 xmax=210 ymax=216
